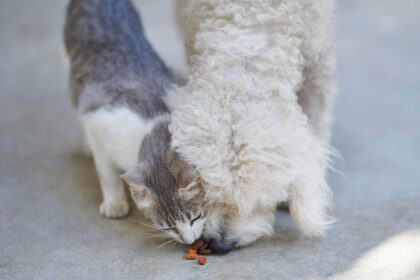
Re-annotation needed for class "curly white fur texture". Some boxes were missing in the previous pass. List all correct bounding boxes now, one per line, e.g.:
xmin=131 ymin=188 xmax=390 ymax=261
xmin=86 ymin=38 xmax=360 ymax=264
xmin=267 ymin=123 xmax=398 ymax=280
xmin=170 ymin=0 xmax=336 ymax=245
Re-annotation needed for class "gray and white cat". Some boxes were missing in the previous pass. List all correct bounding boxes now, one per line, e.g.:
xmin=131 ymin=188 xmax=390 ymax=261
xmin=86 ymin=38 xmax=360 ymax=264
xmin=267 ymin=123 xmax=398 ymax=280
xmin=64 ymin=0 xmax=206 ymax=244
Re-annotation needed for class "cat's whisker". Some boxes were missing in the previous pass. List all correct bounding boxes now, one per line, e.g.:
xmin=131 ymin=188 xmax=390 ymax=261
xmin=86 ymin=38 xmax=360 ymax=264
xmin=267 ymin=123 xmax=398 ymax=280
xmin=157 ymin=238 xmax=176 ymax=248
xmin=141 ymin=236 xmax=166 ymax=240
xmin=141 ymin=233 xmax=167 ymax=239
xmin=127 ymin=218 xmax=156 ymax=230
xmin=141 ymin=231 xmax=168 ymax=238
xmin=130 ymin=212 xmax=147 ymax=218
xmin=127 ymin=219 xmax=169 ymax=240
xmin=139 ymin=222 xmax=157 ymax=230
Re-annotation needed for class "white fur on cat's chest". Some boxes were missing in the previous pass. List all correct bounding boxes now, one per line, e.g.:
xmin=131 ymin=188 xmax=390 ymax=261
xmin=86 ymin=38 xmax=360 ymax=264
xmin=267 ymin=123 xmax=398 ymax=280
xmin=82 ymin=106 xmax=166 ymax=171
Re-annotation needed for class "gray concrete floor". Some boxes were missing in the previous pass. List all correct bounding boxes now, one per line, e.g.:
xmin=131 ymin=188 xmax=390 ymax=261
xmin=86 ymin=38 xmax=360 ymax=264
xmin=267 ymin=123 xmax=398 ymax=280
xmin=1 ymin=1 xmax=419 ymax=279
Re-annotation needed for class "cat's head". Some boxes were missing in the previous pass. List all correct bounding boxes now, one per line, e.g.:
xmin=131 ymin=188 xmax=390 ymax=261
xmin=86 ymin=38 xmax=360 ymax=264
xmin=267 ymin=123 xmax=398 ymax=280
xmin=121 ymin=120 xmax=207 ymax=244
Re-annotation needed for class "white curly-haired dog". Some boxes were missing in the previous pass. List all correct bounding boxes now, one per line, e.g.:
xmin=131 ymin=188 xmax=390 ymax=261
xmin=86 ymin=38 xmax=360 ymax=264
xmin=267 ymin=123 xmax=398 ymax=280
xmin=169 ymin=0 xmax=335 ymax=249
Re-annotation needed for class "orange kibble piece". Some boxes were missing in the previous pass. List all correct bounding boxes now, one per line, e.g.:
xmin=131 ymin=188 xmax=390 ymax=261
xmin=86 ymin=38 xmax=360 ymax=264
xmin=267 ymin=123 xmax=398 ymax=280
xmin=197 ymin=257 xmax=206 ymax=265
xmin=185 ymin=246 xmax=198 ymax=260
xmin=185 ymin=252 xmax=197 ymax=260
xmin=187 ymin=248 xmax=197 ymax=254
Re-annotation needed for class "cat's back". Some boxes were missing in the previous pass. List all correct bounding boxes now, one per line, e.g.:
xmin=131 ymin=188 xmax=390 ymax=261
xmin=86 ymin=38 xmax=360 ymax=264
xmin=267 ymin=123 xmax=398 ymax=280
xmin=64 ymin=0 xmax=171 ymax=113
xmin=66 ymin=0 xmax=135 ymax=63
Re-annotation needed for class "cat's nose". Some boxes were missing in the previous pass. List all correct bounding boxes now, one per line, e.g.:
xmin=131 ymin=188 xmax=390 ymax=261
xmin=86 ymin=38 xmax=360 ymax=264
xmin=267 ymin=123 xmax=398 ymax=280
xmin=208 ymin=239 xmax=237 ymax=254
xmin=182 ymin=234 xmax=196 ymax=244
xmin=178 ymin=229 xmax=196 ymax=244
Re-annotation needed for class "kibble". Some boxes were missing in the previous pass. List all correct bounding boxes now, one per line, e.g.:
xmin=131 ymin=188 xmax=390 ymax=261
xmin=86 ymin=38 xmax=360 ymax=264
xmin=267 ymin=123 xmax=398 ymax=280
xmin=197 ymin=248 xmax=212 ymax=255
xmin=186 ymin=239 xmax=213 ymax=265
xmin=197 ymin=257 xmax=206 ymax=265
xmin=192 ymin=239 xmax=205 ymax=250
xmin=185 ymin=249 xmax=197 ymax=260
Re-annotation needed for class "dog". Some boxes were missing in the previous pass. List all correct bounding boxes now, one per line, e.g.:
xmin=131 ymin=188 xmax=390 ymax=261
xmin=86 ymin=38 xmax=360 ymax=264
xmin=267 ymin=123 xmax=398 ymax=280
xmin=169 ymin=0 xmax=336 ymax=248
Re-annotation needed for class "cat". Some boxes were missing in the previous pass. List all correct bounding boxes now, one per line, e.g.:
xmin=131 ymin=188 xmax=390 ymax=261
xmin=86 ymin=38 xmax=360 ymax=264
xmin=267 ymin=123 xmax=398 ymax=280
xmin=64 ymin=0 xmax=206 ymax=244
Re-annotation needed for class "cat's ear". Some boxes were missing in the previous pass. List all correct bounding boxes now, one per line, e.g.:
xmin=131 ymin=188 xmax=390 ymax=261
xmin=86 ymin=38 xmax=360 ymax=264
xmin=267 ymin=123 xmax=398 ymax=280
xmin=120 ymin=164 xmax=145 ymax=186
xmin=169 ymin=151 xmax=196 ymax=188
xmin=121 ymin=164 xmax=154 ymax=209
xmin=129 ymin=183 xmax=154 ymax=209
xmin=177 ymin=162 xmax=197 ymax=189
xmin=178 ymin=178 xmax=203 ymax=200
xmin=169 ymin=151 xmax=203 ymax=199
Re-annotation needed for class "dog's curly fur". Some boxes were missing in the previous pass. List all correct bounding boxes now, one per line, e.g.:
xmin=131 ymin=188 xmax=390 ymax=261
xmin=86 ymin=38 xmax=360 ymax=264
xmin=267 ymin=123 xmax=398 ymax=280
xmin=170 ymin=0 xmax=336 ymax=246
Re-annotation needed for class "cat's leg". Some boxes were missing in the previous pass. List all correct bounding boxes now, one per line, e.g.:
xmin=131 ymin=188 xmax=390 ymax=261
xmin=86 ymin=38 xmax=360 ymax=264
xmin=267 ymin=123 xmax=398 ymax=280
xmin=297 ymin=52 xmax=335 ymax=142
xmin=86 ymin=132 xmax=129 ymax=218
xmin=81 ymin=132 xmax=92 ymax=158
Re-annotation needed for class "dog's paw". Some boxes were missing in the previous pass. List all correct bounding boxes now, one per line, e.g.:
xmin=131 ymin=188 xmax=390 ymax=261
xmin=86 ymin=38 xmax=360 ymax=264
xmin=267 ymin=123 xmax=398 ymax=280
xmin=100 ymin=200 xmax=129 ymax=218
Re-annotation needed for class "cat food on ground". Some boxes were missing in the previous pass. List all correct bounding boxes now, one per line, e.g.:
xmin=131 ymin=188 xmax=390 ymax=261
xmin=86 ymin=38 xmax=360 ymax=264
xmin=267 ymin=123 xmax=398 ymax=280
xmin=197 ymin=248 xmax=212 ymax=255
xmin=192 ymin=238 xmax=213 ymax=255
xmin=185 ymin=249 xmax=197 ymax=260
xmin=192 ymin=239 xmax=205 ymax=250
xmin=197 ymin=257 xmax=206 ymax=265
xmin=185 ymin=240 xmax=212 ymax=265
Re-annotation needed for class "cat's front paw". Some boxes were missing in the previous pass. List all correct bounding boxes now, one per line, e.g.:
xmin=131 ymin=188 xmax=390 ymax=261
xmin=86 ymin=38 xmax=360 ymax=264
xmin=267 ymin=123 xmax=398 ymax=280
xmin=100 ymin=200 xmax=129 ymax=218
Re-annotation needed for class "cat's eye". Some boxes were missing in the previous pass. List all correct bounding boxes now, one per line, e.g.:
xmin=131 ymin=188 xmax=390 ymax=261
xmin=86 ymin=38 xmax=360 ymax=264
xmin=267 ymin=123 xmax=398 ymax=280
xmin=190 ymin=213 xmax=202 ymax=226
xmin=162 ymin=227 xmax=176 ymax=231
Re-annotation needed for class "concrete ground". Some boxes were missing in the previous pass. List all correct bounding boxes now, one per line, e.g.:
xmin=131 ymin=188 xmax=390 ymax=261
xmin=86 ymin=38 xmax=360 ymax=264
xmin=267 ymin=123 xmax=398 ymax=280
xmin=1 ymin=0 xmax=419 ymax=279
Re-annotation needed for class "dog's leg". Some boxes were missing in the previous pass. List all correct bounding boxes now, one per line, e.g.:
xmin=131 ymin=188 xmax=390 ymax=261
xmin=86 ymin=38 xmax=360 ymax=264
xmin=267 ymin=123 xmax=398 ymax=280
xmin=297 ymin=52 xmax=335 ymax=142
xmin=289 ymin=171 xmax=333 ymax=237
xmin=293 ymin=61 xmax=335 ymax=236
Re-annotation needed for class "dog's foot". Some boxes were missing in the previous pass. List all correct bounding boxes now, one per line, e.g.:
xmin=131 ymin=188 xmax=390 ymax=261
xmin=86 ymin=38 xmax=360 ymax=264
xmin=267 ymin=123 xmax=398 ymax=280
xmin=100 ymin=200 xmax=129 ymax=218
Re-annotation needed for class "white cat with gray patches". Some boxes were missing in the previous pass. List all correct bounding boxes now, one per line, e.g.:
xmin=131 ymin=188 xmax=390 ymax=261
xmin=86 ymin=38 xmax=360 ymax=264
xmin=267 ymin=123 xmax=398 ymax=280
xmin=64 ymin=0 xmax=207 ymax=244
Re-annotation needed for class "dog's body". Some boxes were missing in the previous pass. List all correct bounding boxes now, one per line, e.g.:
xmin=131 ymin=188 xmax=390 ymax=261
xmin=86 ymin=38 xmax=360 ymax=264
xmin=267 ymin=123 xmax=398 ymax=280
xmin=171 ymin=0 xmax=335 ymax=246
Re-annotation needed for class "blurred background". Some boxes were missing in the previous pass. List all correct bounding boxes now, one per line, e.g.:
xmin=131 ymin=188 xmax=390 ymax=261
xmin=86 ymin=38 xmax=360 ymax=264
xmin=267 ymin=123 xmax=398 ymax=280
xmin=0 ymin=0 xmax=419 ymax=279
